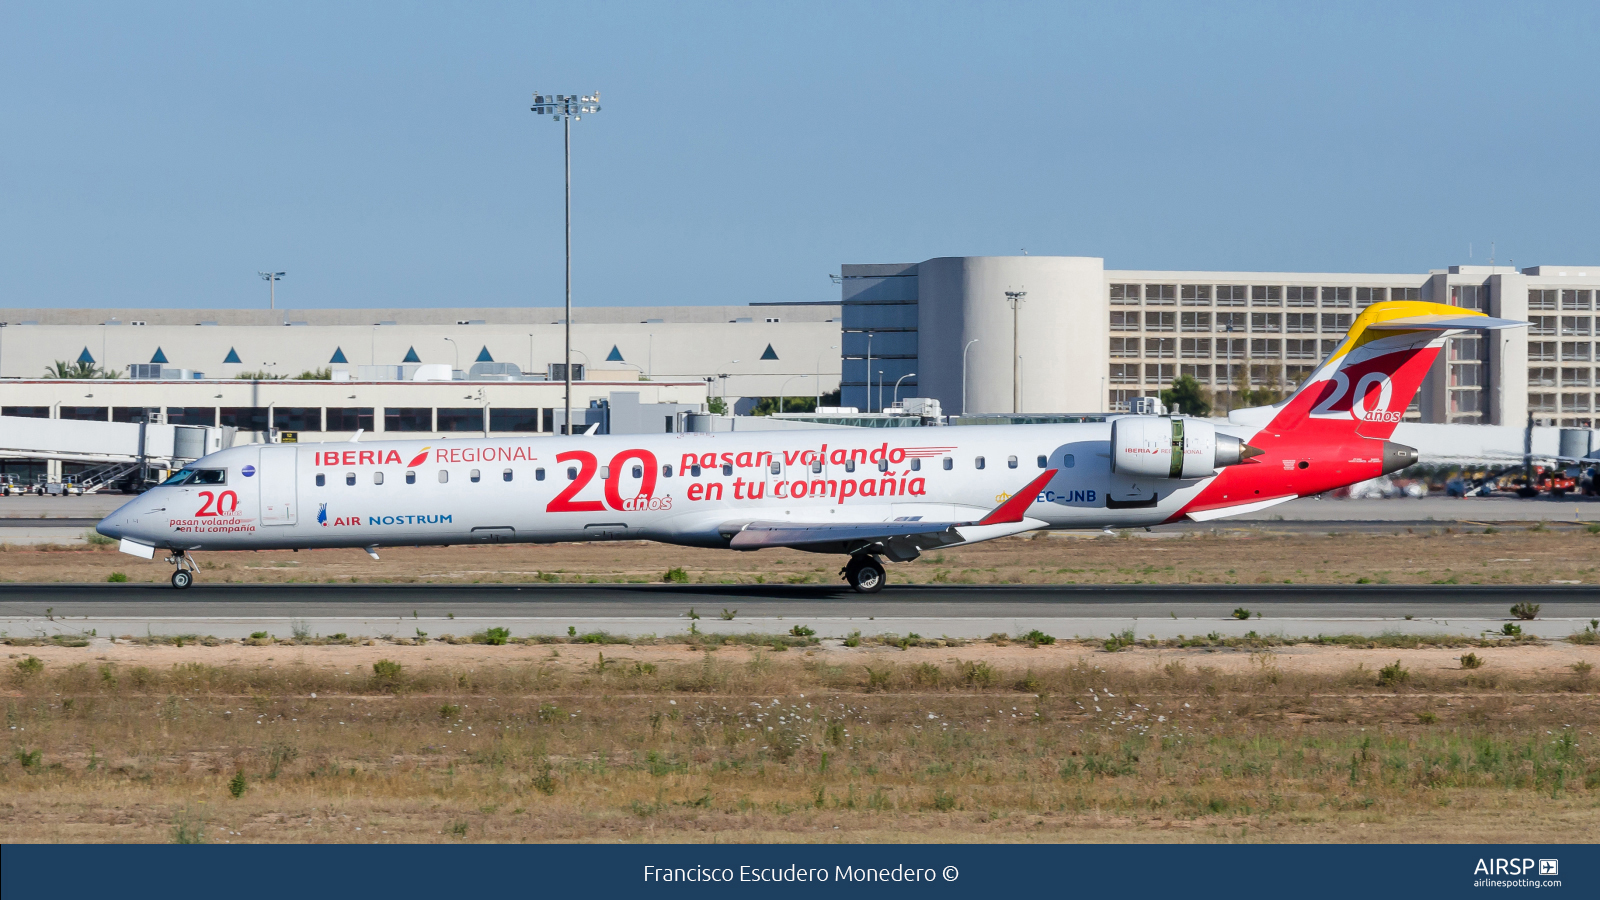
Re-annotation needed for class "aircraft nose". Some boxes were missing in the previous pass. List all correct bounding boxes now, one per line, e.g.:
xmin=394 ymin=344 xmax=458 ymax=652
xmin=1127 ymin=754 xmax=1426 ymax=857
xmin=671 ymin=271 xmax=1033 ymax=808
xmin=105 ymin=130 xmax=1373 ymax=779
xmin=94 ymin=517 xmax=124 ymax=540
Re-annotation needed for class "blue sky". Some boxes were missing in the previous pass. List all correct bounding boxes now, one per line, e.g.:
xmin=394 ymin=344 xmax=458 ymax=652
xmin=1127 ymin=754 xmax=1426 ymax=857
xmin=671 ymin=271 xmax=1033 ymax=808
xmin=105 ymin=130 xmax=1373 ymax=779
xmin=2 ymin=1 xmax=1596 ymax=310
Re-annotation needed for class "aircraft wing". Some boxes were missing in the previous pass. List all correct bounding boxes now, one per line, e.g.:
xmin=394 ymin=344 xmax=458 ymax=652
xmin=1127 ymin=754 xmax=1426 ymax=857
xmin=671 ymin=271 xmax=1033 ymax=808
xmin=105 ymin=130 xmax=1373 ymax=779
xmin=725 ymin=469 xmax=1057 ymax=558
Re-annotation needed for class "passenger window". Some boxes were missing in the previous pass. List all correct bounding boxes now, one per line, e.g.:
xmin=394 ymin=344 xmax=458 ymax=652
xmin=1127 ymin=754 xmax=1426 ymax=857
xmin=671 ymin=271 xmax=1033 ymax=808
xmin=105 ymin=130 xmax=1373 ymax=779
xmin=1064 ymin=454 xmax=1075 ymax=468
xmin=632 ymin=465 xmax=643 ymax=478
xmin=877 ymin=459 xmax=889 ymax=472
xmin=770 ymin=461 xmax=781 ymax=475
xmin=1037 ymin=455 xmax=1047 ymax=468
xmin=373 ymin=471 xmax=384 ymax=485
xmin=405 ymin=470 xmax=416 ymax=484
xmin=438 ymin=470 xmax=449 ymax=484
xmin=910 ymin=458 xmax=921 ymax=472
xmin=535 ymin=468 xmax=545 ymax=481
xmin=1007 ymin=456 xmax=1018 ymax=469
xmin=975 ymin=457 xmax=986 ymax=470
xmin=844 ymin=460 xmax=855 ymax=473
xmin=503 ymin=469 xmax=513 ymax=482
xmin=721 ymin=464 xmax=733 ymax=476
xmin=470 ymin=469 xmax=481 ymax=483
xmin=345 ymin=472 xmax=356 ymax=486
xmin=567 ymin=467 xmax=578 ymax=480
xmin=315 ymin=473 xmax=325 ymax=487
xmin=942 ymin=457 xmax=953 ymax=471
xmin=663 ymin=464 xmax=673 ymax=478
xmin=811 ymin=461 xmax=822 ymax=474
xmin=691 ymin=465 xmax=702 ymax=477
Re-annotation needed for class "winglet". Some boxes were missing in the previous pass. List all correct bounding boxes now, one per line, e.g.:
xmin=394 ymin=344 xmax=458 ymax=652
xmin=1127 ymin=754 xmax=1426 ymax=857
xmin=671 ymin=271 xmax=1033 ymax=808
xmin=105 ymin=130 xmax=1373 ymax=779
xmin=977 ymin=469 xmax=1057 ymax=526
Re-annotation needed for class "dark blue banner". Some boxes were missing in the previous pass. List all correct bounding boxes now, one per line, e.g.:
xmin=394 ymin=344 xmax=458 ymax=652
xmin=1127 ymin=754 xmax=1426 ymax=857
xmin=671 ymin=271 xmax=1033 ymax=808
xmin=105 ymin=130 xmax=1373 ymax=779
xmin=3 ymin=843 xmax=1595 ymax=899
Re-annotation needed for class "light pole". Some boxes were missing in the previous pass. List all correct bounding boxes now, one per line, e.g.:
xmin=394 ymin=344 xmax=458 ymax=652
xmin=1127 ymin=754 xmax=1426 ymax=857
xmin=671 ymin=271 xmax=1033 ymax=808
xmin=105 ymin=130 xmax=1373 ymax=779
xmin=815 ymin=345 xmax=837 ymax=408
xmin=864 ymin=331 xmax=873 ymax=412
xmin=259 ymin=272 xmax=285 ymax=310
xmin=961 ymin=339 xmax=979 ymax=415
xmin=778 ymin=374 xmax=807 ymax=416
xmin=531 ymin=90 xmax=602 ymax=433
xmin=877 ymin=369 xmax=884 ymax=414
xmin=1005 ymin=290 xmax=1026 ymax=413
xmin=443 ymin=337 xmax=460 ymax=374
xmin=892 ymin=372 xmax=916 ymax=408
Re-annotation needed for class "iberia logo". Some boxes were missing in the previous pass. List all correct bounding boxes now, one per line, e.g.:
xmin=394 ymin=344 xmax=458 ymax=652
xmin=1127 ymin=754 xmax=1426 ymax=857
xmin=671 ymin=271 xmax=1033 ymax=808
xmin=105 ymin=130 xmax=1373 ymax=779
xmin=406 ymin=447 xmax=432 ymax=467
xmin=318 ymin=503 xmax=328 ymax=526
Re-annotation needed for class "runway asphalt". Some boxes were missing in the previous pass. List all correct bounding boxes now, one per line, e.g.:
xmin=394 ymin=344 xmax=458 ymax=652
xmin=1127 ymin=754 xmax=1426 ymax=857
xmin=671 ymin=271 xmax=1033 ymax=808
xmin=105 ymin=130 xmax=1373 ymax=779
xmin=2 ymin=583 xmax=1594 ymax=642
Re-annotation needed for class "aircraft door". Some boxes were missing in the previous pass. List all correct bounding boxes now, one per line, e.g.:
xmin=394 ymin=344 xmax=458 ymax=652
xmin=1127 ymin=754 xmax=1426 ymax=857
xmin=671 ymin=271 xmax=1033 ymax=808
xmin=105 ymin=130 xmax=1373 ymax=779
xmin=258 ymin=445 xmax=298 ymax=525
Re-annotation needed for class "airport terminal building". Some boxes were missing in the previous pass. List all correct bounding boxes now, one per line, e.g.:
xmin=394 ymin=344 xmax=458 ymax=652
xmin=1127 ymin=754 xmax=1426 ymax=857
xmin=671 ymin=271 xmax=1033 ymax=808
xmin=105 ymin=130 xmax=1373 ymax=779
xmin=840 ymin=257 xmax=1596 ymax=429
xmin=2 ymin=257 xmax=1595 ymax=448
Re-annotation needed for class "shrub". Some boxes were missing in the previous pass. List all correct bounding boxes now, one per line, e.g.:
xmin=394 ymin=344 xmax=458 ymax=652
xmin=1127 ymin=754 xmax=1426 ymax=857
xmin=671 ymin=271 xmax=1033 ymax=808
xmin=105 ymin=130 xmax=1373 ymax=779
xmin=843 ymin=629 xmax=862 ymax=648
xmin=1572 ymin=620 xmax=1600 ymax=645
xmin=957 ymin=661 xmax=997 ymax=687
xmin=372 ymin=659 xmax=403 ymax=680
xmin=15 ymin=748 xmax=41 ymax=768
xmin=663 ymin=567 xmax=689 ymax=584
xmin=1023 ymin=629 xmax=1056 ymax=646
xmin=788 ymin=624 xmax=815 ymax=637
xmin=864 ymin=666 xmax=892 ymax=691
xmin=481 ymin=627 xmax=510 ymax=645
xmin=1572 ymin=661 xmax=1594 ymax=678
xmin=1232 ymin=608 xmax=1252 ymax=620
xmin=227 ymin=771 xmax=248 ymax=799
xmin=1415 ymin=710 xmax=1438 ymax=724
xmin=249 ymin=631 xmax=269 ymax=640
xmin=84 ymin=530 xmax=117 ymax=547
xmin=106 ymin=572 xmax=128 ymax=583
xmin=720 ymin=608 xmax=737 ymax=621
xmin=1460 ymin=652 xmax=1483 ymax=669
xmin=1510 ymin=602 xmax=1541 ymax=621
xmin=15 ymin=655 xmax=43 ymax=677
xmin=1377 ymin=659 xmax=1409 ymax=687
xmin=1501 ymin=623 xmax=1522 ymax=637
xmin=439 ymin=703 xmax=460 ymax=719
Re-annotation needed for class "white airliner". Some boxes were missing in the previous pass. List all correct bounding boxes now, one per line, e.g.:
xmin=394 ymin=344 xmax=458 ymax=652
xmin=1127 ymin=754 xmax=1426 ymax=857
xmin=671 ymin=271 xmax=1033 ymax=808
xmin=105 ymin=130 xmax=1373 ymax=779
xmin=97 ymin=300 xmax=1521 ymax=591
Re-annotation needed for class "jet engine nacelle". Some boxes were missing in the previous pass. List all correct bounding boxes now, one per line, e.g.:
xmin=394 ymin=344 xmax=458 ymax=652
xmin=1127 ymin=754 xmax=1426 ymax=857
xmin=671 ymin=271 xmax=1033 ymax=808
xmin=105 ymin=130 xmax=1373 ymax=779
xmin=1111 ymin=416 xmax=1256 ymax=479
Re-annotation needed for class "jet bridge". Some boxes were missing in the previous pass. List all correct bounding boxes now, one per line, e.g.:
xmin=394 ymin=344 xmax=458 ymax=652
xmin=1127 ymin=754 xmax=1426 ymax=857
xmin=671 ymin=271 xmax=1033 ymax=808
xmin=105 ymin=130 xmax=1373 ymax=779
xmin=0 ymin=415 xmax=230 ymax=483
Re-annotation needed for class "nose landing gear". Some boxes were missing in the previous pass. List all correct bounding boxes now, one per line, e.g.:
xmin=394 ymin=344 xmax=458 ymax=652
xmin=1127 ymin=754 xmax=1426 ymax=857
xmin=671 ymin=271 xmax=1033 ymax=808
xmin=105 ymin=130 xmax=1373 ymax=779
xmin=841 ymin=554 xmax=886 ymax=594
xmin=166 ymin=551 xmax=198 ymax=589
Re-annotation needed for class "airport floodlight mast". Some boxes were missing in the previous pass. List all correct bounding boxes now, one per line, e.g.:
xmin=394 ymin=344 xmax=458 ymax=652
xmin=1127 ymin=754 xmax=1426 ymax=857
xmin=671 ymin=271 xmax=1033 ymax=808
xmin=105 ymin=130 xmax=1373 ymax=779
xmin=1005 ymin=290 xmax=1026 ymax=413
xmin=258 ymin=272 xmax=285 ymax=310
xmin=530 ymin=90 xmax=601 ymax=434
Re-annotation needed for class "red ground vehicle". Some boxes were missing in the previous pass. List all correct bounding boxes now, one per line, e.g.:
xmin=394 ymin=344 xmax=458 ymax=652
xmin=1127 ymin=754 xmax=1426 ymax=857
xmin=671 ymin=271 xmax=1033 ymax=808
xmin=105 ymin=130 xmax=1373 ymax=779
xmin=1513 ymin=465 xmax=1578 ymax=498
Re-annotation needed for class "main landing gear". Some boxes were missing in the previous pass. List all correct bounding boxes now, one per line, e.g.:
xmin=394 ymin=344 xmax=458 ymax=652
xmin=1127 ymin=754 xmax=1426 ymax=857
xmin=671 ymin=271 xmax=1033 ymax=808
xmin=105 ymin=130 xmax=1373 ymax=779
xmin=842 ymin=554 xmax=886 ymax=594
xmin=166 ymin=551 xmax=198 ymax=590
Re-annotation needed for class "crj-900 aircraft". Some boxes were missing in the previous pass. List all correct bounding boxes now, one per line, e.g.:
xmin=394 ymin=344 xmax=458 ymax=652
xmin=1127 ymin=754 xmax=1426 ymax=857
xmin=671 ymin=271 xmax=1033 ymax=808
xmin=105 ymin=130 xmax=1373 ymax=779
xmin=98 ymin=301 xmax=1521 ymax=591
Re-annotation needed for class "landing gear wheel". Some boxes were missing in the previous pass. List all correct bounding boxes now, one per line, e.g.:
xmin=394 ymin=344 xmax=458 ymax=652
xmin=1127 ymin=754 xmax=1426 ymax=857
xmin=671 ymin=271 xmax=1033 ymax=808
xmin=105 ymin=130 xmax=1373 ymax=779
xmin=844 ymin=556 xmax=886 ymax=594
xmin=171 ymin=570 xmax=193 ymax=590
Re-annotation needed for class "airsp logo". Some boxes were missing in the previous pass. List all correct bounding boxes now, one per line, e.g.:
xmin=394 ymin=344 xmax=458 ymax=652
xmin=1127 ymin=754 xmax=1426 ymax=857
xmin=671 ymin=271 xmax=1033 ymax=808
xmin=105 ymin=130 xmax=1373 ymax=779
xmin=1473 ymin=858 xmax=1554 ymax=876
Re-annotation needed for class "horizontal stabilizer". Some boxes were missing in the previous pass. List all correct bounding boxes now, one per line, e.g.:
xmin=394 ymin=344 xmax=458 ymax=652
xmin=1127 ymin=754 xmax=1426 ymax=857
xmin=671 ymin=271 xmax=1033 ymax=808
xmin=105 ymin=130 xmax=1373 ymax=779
xmin=1368 ymin=315 xmax=1526 ymax=331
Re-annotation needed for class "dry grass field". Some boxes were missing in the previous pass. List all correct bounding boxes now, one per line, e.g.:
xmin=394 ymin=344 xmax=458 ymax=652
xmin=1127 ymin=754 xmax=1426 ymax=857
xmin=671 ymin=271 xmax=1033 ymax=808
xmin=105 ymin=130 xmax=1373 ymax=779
xmin=3 ymin=524 xmax=1598 ymax=586
xmin=1 ymin=639 xmax=1596 ymax=843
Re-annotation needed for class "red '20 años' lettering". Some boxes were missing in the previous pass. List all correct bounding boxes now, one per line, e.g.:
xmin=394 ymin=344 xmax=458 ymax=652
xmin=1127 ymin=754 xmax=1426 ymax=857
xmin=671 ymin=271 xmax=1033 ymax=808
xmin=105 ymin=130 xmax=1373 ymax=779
xmin=195 ymin=490 xmax=238 ymax=517
xmin=546 ymin=449 xmax=666 ymax=514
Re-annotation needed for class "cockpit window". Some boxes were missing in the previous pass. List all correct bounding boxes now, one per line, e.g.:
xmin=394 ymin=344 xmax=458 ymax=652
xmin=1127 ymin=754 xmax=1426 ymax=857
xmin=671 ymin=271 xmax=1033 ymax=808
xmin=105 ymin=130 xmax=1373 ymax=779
xmin=160 ymin=468 xmax=226 ymax=486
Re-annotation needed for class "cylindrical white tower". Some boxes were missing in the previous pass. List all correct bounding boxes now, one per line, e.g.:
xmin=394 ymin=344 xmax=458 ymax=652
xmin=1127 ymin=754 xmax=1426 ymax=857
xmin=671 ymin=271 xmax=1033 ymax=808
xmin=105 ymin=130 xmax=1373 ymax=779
xmin=916 ymin=256 xmax=1107 ymax=415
